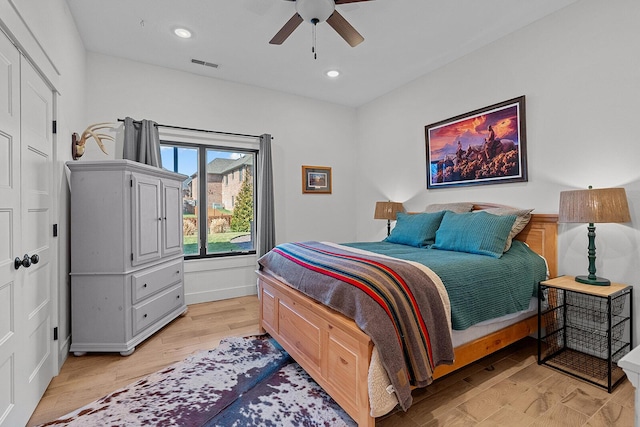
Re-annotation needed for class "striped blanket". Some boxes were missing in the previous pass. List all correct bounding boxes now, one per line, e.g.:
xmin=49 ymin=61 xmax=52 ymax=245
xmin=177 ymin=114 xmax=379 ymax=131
xmin=257 ymin=241 xmax=454 ymax=411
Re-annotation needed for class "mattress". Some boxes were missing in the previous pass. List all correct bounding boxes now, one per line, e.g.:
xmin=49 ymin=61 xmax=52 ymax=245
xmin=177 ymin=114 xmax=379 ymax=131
xmin=451 ymin=296 xmax=537 ymax=347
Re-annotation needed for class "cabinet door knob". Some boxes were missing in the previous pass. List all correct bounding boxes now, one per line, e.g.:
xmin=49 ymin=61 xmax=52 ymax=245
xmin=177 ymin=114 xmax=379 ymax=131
xmin=143 ymin=283 xmax=147 ymax=288
xmin=143 ymin=314 xmax=148 ymax=318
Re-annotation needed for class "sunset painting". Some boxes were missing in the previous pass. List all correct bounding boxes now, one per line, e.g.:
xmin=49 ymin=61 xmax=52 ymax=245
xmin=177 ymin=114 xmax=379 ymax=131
xmin=425 ymin=96 xmax=527 ymax=189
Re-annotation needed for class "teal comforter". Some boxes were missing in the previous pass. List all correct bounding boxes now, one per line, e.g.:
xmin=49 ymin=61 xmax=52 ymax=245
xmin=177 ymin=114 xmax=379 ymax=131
xmin=343 ymin=240 xmax=547 ymax=330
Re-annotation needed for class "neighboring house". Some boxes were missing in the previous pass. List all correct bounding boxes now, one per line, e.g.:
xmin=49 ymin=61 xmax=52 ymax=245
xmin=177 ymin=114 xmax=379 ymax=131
xmin=188 ymin=155 xmax=253 ymax=212
xmin=220 ymin=155 xmax=253 ymax=210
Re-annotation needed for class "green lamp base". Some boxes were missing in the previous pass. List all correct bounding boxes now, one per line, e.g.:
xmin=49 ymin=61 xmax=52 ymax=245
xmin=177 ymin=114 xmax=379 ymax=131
xmin=575 ymin=275 xmax=611 ymax=286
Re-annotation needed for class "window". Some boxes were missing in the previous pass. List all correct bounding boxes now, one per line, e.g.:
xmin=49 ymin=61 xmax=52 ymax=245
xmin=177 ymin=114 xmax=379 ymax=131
xmin=161 ymin=142 xmax=257 ymax=259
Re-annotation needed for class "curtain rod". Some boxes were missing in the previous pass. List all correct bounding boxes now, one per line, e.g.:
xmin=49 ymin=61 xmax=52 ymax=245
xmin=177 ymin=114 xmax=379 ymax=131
xmin=117 ymin=118 xmax=266 ymax=139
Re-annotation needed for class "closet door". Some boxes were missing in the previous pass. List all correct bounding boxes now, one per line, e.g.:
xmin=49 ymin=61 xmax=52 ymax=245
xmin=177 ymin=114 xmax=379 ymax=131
xmin=0 ymin=32 xmax=54 ymax=426
xmin=0 ymin=28 xmax=23 ymax=427
xmin=19 ymin=54 xmax=55 ymax=423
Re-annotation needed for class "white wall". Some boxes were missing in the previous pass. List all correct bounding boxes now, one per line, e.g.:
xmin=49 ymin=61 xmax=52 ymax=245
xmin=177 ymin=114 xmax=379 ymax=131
xmin=84 ymin=53 xmax=358 ymax=302
xmin=356 ymin=0 xmax=640 ymax=339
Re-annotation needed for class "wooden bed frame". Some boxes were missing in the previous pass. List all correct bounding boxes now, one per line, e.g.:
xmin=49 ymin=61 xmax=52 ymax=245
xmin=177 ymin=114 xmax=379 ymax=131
xmin=257 ymin=209 xmax=558 ymax=427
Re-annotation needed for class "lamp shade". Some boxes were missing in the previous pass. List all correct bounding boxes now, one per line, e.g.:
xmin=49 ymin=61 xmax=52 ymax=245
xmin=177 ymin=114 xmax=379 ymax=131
xmin=559 ymin=187 xmax=631 ymax=224
xmin=296 ymin=0 xmax=335 ymax=23
xmin=374 ymin=201 xmax=405 ymax=221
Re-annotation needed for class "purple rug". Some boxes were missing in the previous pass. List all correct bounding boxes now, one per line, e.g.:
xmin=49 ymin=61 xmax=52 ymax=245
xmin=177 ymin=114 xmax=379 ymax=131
xmin=39 ymin=336 xmax=356 ymax=427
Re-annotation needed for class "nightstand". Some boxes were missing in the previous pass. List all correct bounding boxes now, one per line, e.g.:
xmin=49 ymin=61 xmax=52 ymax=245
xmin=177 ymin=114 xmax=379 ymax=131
xmin=538 ymin=276 xmax=633 ymax=392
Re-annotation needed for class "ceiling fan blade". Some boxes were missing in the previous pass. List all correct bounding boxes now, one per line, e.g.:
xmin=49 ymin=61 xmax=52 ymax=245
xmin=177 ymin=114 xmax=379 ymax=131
xmin=269 ymin=13 xmax=303 ymax=45
xmin=335 ymin=0 xmax=373 ymax=4
xmin=326 ymin=10 xmax=364 ymax=47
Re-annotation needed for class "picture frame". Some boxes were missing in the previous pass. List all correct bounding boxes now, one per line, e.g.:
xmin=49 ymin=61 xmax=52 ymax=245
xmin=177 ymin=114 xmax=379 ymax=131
xmin=425 ymin=96 xmax=527 ymax=189
xmin=302 ymin=165 xmax=332 ymax=194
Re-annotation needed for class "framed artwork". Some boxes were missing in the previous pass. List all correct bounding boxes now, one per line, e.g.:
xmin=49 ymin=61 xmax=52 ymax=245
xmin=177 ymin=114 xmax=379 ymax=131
xmin=425 ymin=96 xmax=527 ymax=189
xmin=302 ymin=165 xmax=332 ymax=194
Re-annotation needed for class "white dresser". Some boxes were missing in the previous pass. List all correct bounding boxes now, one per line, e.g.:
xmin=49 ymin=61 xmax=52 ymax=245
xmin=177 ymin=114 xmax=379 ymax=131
xmin=67 ymin=160 xmax=187 ymax=356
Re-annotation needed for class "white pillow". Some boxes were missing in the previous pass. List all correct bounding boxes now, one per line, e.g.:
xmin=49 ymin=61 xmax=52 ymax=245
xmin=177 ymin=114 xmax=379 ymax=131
xmin=424 ymin=202 xmax=474 ymax=214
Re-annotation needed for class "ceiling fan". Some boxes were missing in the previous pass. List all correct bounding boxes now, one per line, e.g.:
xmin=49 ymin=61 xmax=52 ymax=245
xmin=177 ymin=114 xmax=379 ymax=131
xmin=270 ymin=0 xmax=372 ymax=48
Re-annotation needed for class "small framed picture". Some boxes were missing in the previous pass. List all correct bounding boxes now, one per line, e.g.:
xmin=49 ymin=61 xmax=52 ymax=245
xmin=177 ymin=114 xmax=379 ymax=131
xmin=302 ymin=165 xmax=332 ymax=194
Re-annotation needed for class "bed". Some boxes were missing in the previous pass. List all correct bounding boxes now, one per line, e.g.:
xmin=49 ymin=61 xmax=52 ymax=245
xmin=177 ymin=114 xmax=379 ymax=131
xmin=256 ymin=204 xmax=558 ymax=427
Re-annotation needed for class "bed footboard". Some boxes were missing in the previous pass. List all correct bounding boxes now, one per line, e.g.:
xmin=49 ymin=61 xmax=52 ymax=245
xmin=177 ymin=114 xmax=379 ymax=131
xmin=257 ymin=271 xmax=375 ymax=427
xmin=258 ymin=269 xmax=541 ymax=426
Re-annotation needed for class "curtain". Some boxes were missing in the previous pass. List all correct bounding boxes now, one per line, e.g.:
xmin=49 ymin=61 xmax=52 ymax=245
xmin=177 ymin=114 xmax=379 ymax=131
xmin=122 ymin=117 xmax=162 ymax=167
xmin=257 ymin=134 xmax=275 ymax=257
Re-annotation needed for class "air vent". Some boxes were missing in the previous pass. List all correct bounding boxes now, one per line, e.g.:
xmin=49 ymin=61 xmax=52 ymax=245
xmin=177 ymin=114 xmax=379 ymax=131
xmin=191 ymin=59 xmax=219 ymax=68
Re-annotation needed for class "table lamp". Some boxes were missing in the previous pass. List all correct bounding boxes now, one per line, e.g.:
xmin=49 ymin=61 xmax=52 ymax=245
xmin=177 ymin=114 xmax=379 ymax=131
xmin=558 ymin=186 xmax=631 ymax=286
xmin=374 ymin=201 xmax=404 ymax=236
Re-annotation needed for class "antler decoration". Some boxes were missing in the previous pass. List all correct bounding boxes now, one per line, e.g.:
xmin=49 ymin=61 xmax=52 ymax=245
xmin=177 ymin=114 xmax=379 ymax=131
xmin=72 ymin=122 xmax=115 ymax=160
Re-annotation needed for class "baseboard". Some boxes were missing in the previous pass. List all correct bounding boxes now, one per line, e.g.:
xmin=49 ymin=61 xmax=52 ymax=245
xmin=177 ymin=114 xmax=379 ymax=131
xmin=58 ymin=335 xmax=71 ymax=371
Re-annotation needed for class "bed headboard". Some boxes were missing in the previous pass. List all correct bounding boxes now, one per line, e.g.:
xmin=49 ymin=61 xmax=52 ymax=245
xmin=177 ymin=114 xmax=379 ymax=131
xmin=513 ymin=213 xmax=558 ymax=278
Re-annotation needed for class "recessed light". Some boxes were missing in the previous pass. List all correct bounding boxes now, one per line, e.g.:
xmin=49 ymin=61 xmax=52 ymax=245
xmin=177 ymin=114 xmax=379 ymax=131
xmin=326 ymin=70 xmax=340 ymax=78
xmin=173 ymin=27 xmax=192 ymax=39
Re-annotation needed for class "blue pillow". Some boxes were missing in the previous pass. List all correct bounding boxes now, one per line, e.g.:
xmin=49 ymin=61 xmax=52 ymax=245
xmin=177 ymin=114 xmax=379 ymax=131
xmin=432 ymin=211 xmax=516 ymax=258
xmin=385 ymin=211 xmax=446 ymax=248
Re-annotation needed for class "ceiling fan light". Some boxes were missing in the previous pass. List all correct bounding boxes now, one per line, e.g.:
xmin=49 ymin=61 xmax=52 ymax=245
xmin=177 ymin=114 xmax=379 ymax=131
xmin=326 ymin=70 xmax=340 ymax=78
xmin=296 ymin=0 xmax=335 ymax=23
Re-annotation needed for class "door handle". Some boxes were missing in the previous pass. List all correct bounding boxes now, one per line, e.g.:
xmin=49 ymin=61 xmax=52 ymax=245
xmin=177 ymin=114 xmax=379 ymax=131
xmin=14 ymin=254 xmax=39 ymax=270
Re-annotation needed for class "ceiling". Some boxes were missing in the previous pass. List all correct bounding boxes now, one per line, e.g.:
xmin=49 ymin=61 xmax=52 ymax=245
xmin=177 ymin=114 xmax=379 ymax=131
xmin=65 ymin=0 xmax=578 ymax=107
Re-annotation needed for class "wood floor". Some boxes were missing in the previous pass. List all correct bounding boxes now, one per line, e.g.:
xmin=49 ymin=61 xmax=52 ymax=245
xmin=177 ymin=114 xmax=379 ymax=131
xmin=28 ymin=296 xmax=635 ymax=426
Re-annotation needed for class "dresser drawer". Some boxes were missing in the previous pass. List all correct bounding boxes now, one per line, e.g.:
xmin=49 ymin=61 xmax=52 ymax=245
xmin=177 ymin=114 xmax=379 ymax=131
xmin=132 ymin=259 xmax=183 ymax=303
xmin=132 ymin=284 xmax=184 ymax=335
